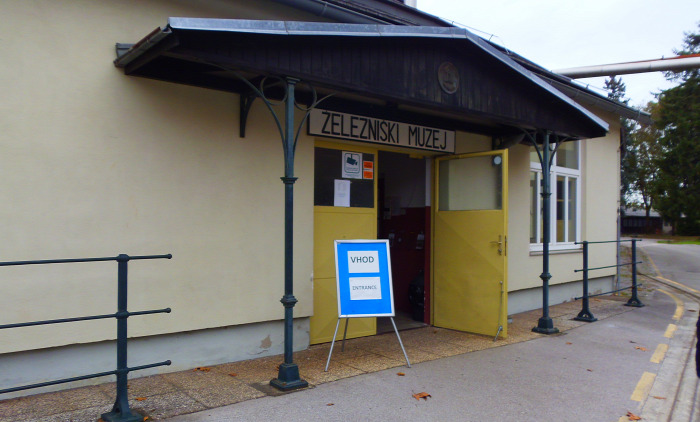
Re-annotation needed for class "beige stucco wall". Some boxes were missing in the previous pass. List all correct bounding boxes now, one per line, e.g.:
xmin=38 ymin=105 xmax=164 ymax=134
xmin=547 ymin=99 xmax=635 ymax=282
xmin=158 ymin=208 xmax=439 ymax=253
xmin=507 ymin=111 xmax=620 ymax=294
xmin=0 ymin=0 xmax=323 ymax=354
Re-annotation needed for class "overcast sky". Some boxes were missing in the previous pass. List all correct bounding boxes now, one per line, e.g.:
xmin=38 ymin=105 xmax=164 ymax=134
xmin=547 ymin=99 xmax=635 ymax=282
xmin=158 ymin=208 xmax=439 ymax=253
xmin=417 ymin=0 xmax=700 ymax=108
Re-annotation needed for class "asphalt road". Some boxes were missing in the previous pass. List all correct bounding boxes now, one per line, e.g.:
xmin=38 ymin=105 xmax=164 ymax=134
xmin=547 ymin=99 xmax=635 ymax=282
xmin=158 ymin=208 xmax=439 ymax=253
xmin=168 ymin=293 xmax=683 ymax=422
xmin=637 ymin=240 xmax=700 ymax=293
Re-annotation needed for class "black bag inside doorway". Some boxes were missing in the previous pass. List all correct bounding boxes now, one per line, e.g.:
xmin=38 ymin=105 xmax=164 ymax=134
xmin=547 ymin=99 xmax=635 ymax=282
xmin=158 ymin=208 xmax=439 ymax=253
xmin=408 ymin=269 xmax=424 ymax=322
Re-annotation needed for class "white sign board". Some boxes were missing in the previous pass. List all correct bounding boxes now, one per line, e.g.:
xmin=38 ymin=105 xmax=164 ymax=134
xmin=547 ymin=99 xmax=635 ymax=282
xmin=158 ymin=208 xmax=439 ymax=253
xmin=309 ymin=109 xmax=456 ymax=153
xmin=334 ymin=239 xmax=394 ymax=318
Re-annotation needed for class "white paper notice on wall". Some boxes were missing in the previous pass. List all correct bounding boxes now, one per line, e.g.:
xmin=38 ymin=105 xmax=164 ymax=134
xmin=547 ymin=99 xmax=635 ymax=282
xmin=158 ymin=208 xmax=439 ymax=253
xmin=334 ymin=179 xmax=351 ymax=207
xmin=349 ymin=277 xmax=382 ymax=300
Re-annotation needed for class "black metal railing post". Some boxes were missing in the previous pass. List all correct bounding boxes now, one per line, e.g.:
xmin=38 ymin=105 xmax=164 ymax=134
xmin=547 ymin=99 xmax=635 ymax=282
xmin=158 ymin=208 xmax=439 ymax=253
xmin=101 ymin=254 xmax=141 ymax=422
xmin=625 ymin=239 xmax=645 ymax=307
xmin=574 ymin=242 xmax=597 ymax=322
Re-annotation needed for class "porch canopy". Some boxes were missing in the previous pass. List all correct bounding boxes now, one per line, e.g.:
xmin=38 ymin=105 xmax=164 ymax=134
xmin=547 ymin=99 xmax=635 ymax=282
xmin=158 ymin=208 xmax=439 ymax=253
xmin=114 ymin=18 xmax=609 ymax=139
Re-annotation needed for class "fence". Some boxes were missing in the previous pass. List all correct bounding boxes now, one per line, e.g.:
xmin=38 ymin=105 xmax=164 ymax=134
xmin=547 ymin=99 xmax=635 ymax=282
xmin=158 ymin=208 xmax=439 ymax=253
xmin=0 ymin=253 xmax=172 ymax=422
xmin=573 ymin=239 xmax=643 ymax=323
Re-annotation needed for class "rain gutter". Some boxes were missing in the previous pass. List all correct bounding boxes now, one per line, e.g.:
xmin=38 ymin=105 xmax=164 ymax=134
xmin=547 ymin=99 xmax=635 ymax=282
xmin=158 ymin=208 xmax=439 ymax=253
xmin=270 ymin=0 xmax=390 ymax=24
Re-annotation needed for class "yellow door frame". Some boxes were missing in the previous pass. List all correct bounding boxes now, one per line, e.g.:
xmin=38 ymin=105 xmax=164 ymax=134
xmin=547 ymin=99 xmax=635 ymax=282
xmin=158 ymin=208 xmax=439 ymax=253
xmin=310 ymin=140 xmax=379 ymax=344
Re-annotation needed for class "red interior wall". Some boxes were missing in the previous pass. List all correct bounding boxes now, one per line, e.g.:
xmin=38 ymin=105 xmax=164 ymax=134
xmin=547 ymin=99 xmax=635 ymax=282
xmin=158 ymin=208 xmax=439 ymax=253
xmin=380 ymin=207 xmax=426 ymax=314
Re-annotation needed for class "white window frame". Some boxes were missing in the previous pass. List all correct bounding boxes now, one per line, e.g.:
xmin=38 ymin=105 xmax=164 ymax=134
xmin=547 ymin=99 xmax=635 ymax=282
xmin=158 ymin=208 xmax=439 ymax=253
xmin=529 ymin=142 xmax=582 ymax=252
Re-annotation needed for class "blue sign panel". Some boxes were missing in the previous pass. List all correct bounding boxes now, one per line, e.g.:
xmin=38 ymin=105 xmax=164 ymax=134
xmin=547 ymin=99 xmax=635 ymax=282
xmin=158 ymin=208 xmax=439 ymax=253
xmin=334 ymin=239 xmax=394 ymax=318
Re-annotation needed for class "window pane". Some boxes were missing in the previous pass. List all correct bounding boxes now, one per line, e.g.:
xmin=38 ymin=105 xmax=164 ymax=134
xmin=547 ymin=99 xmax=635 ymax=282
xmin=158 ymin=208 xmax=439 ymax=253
xmin=567 ymin=178 xmax=577 ymax=242
xmin=439 ymin=155 xmax=502 ymax=211
xmin=556 ymin=176 xmax=565 ymax=242
xmin=540 ymin=175 xmax=544 ymax=242
xmin=556 ymin=141 xmax=579 ymax=169
xmin=530 ymin=172 xmax=537 ymax=243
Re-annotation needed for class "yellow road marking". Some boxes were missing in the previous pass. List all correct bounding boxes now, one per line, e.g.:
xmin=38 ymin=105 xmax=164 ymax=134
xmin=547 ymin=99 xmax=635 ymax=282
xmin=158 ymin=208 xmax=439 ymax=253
xmin=658 ymin=275 xmax=700 ymax=296
xmin=644 ymin=250 xmax=663 ymax=278
xmin=631 ymin=372 xmax=656 ymax=401
xmin=650 ymin=343 xmax=668 ymax=364
xmin=664 ymin=324 xmax=677 ymax=338
xmin=656 ymin=288 xmax=685 ymax=321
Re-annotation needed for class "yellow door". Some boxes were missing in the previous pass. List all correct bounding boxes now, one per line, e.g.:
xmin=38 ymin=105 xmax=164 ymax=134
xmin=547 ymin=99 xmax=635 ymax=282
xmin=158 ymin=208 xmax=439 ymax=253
xmin=433 ymin=150 xmax=508 ymax=338
xmin=310 ymin=142 xmax=377 ymax=344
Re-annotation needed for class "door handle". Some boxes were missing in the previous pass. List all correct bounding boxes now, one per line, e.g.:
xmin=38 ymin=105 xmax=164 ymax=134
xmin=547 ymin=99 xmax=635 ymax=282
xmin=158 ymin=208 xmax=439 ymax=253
xmin=490 ymin=235 xmax=503 ymax=255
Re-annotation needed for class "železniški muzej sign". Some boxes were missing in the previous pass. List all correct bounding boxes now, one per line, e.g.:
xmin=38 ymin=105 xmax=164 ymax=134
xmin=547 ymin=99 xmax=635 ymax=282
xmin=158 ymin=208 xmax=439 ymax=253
xmin=309 ymin=109 xmax=455 ymax=153
xmin=334 ymin=240 xmax=394 ymax=317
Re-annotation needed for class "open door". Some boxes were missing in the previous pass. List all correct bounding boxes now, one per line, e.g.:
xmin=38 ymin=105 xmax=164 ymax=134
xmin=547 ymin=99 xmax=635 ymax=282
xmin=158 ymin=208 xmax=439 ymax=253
xmin=433 ymin=150 xmax=508 ymax=337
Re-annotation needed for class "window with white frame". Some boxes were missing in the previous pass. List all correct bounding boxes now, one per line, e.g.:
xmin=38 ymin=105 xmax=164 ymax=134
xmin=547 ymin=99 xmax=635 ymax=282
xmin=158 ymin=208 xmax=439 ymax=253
xmin=530 ymin=141 xmax=581 ymax=249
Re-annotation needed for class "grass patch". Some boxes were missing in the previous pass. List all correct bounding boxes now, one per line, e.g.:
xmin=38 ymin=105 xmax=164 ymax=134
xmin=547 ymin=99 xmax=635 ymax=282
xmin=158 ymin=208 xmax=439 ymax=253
xmin=658 ymin=240 xmax=700 ymax=245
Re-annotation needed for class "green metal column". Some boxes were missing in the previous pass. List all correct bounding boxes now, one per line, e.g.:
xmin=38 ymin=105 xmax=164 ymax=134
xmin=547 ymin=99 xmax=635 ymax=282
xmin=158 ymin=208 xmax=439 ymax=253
xmin=270 ymin=78 xmax=309 ymax=391
xmin=533 ymin=131 xmax=559 ymax=334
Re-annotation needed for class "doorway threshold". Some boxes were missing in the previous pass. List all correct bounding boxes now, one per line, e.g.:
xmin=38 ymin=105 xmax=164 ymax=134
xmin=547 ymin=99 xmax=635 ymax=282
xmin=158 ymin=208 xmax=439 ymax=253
xmin=376 ymin=311 xmax=428 ymax=334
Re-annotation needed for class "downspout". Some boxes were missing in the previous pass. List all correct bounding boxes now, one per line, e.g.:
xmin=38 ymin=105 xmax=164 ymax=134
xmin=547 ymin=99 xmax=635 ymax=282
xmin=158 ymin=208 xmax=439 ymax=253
xmin=616 ymin=126 xmax=624 ymax=293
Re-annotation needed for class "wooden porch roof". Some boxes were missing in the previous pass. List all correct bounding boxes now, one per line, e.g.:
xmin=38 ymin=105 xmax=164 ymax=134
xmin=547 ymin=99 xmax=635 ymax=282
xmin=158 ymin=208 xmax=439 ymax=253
xmin=114 ymin=18 xmax=609 ymax=139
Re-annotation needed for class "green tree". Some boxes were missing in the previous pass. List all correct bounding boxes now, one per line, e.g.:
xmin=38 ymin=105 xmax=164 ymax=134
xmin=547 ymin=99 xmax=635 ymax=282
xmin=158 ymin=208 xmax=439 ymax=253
xmin=653 ymin=23 xmax=700 ymax=234
xmin=625 ymin=102 xmax=662 ymax=230
xmin=604 ymin=76 xmax=635 ymax=207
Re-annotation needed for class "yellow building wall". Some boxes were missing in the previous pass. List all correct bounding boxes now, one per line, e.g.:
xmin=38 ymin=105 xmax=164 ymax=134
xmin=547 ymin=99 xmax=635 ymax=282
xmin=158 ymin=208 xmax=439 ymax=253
xmin=506 ymin=110 xmax=620 ymax=294
xmin=0 ymin=0 xmax=323 ymax=353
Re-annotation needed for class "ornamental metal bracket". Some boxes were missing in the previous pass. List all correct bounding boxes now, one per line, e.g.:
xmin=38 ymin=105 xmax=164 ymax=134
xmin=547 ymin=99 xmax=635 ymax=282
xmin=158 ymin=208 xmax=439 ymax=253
xmin=239 ymin=91 xmax=257 ymax=138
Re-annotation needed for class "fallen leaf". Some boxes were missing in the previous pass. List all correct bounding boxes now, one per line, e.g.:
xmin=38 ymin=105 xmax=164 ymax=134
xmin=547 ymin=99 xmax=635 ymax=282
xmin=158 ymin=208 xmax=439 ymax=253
xmin=593 ymin=298 xmax=601 ymax=302
xmin=228 ymin=373 xmax=238 ymax=377
xmin=587 ymin=369 xmax=593 ymax=372
xmin=194 ymin=367 xmax=211 ymax=372
xmin=652 ymin=396 xmax=666 ymax=400
xmin=397 ymin=372 xmax=405 ymax=376
xmin=689 ymin=309 xmax=697 ymax=312
xmin=626 ymin=411 xmax=642 ymax=420
xmin=630 ymin=341 xmax=637 ymax=344
xmin=143 ymin=418 xmax=150 ymax=421
xmin=327 ymin=403 xmax=334 ymax=406
xmin=566 ymin=342 xmax=573 ymax=345
xmin=135 ymin=397 xmax=147 ymax=401
xmin=635 ymin=346 xmax=648 ymax=352
xmin=413 ymin=392 xmax=432 ymax=401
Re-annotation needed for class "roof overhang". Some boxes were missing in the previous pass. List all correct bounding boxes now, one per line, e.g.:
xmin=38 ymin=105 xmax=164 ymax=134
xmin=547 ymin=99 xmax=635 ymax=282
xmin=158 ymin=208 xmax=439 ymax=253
xmin=486 ymin=43 xmax=653 ymax=125
xmin=115 ymin=18 xmax=609 ymax=139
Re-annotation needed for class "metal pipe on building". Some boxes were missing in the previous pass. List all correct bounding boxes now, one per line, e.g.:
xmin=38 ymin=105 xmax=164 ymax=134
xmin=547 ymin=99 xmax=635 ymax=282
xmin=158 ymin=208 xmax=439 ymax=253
xmin=554 ymin=55 xmax=700 ymax=79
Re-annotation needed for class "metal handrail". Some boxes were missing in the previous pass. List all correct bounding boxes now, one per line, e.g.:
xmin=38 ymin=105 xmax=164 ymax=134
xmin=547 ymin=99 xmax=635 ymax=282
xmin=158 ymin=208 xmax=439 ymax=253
xmin=0 ymin=253 xmax=172 ymax=422
xmin=574 ymin=239 xmax=641 ymax=245
xmin=575 ymin=261 xmax=642 ymax=273
xmin=572 ymin=239 xmax=644 ymax=323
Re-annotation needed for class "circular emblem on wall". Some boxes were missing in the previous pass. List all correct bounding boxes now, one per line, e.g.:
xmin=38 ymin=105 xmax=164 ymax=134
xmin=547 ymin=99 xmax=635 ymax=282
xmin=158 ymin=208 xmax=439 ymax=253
xmin=437 ymin=62 xmax=459 ymax=94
